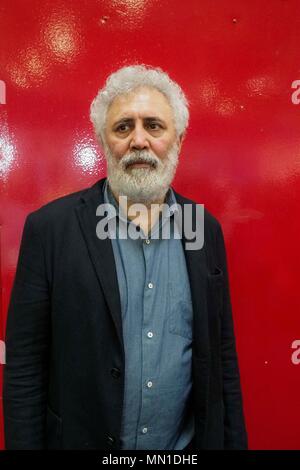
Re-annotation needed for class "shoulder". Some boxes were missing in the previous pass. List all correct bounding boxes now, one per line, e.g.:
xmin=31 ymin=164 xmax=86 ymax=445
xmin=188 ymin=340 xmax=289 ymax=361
xmin=172 ymin=187 xmax=222 ymax=234
xmin=26 ymin=188 xmax=87 ymax=226
xmin=24 ymin=178 xmax=105 ymax=231
xmin=172 ymin=188 xmax=228 ymax=272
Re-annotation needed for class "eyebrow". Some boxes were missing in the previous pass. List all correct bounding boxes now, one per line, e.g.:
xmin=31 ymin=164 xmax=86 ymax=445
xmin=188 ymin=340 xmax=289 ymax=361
xmin=113 ymin=117 xmax=166 ymax=127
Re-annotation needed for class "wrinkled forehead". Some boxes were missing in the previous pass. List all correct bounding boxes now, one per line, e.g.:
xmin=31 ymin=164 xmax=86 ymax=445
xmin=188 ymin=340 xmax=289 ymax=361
xmin=106 ymin=86 xmax=174 ymax=122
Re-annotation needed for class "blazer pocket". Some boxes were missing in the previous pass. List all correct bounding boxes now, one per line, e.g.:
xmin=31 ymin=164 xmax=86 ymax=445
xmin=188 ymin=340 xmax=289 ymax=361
xmin=46 ymin=404 xmax=62 ymax=449
xmin=207 ymin=266 xmax=224 ymax=318
xmin=208 ymin=265 xmax=223 ymax=280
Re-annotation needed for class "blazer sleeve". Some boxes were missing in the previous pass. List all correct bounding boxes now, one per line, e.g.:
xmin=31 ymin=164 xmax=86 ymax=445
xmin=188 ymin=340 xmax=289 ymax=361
xmin=3 ymin=213 xmax=50 ymax=449
xmin=215 ymin=222 xmax=248 ymax=449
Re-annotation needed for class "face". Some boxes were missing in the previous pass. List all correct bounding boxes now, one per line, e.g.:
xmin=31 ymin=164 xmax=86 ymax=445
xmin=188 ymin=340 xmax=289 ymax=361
xmin=102 ymin=86 xmax=183 ymax=203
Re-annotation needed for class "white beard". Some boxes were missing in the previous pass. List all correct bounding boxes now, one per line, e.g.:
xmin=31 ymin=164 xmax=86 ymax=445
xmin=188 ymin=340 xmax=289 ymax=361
xmin=103 ymin=142 xmax=180 ymax=204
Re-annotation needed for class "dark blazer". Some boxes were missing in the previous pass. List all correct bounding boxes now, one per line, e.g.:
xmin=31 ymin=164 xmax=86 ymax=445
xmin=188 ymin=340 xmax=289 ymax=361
xmin=3 ymin=177 xmax=248 ymax=450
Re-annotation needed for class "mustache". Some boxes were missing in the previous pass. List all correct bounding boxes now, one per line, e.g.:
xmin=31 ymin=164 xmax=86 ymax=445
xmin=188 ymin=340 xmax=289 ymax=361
xmin=120 ymin=151 xmax=159 ymax=170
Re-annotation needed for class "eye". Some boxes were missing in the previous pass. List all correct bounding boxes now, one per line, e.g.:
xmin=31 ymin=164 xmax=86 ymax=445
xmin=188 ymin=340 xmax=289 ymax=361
xmin=116 ymin=123 xmax=130 ymax=133
xmin=147 ymin=122 xmax=162 ymax=130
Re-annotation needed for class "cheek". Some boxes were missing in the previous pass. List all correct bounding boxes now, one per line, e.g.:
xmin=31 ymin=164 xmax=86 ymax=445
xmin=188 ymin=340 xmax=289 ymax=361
xmin=108 ymin=139 xmax=129 ymax=157
xmin=152 ymin=140 xmax=172 ymax=158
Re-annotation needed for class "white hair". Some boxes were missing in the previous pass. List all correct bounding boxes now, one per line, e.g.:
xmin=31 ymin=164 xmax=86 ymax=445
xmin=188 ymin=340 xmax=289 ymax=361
xmin=90 ymin=64 xmax=190 ymax=145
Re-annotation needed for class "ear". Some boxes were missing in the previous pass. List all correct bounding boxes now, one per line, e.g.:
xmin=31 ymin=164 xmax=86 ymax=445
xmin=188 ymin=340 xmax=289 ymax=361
xmin=177 ymin=132 xmax=185 ymax=152
xmin=96 ymin=132 xmax=105 ymax=150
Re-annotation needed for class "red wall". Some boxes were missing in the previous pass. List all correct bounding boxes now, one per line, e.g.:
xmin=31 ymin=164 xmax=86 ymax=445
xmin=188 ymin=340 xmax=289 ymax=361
xmin=1 ymin=0 xmax=300 ymax=450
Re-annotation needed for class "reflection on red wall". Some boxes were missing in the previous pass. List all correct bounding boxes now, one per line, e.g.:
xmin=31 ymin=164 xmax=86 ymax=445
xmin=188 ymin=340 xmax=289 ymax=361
xmin=1 ymin=0 xmax=300 ymax=450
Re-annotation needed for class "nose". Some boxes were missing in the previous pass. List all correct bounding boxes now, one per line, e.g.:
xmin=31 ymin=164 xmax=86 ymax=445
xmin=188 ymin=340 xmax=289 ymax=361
xmin=129 ymin=123 xmax=150 ymax=151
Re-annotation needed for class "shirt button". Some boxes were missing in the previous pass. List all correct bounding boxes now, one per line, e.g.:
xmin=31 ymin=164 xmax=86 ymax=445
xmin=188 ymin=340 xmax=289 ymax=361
xmin=106 ymin=434 xmax=116 ymax=446
xmin=147 ymin=381 xmax=153 ymax=388
xmin=148 ymin=282 xmax=153 ymax=289
xmin=142 ymin=427 xmax=148 ymax=434
xmin=145 ymin=239 xmax=150 ymax=244
xmin=147 ymin=331 xmax=153 ymax=338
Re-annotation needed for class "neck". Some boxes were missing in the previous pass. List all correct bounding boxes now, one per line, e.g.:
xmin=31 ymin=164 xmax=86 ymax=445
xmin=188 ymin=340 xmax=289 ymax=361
xmin=110 ymin=186 xmax=168 ymax=235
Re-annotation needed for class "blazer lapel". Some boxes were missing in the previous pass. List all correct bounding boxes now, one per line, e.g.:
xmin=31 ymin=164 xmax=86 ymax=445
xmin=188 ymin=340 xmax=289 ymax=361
xmin=75 ymin=177 xmax=124 ymax=352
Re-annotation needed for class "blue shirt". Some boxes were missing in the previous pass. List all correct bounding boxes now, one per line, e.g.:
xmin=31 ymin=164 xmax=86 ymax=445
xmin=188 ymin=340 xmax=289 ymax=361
xmin=103 ymin=179 xmax=195 ymax=450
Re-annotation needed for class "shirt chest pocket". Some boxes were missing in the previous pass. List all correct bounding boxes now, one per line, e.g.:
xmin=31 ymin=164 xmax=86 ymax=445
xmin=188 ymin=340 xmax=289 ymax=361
xmin=168 ymin=281 xmax=193 ymax=340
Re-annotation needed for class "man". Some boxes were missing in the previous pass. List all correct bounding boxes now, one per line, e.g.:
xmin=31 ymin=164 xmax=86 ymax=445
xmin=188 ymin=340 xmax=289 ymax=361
xmin=3 ymin=65 xmax=248 ymax=450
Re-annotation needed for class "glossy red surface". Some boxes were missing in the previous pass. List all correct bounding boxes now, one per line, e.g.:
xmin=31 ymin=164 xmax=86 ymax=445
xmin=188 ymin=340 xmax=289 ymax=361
xmin=1 ymin=0 xmax=300 ymax=450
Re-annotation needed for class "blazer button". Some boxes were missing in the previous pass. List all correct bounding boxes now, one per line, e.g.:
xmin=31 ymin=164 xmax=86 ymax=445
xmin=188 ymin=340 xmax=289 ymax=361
xmin=111 ymin=367 xmax=121 ymax=378
xmin=107 ymin=435 xmax=115 ymax=446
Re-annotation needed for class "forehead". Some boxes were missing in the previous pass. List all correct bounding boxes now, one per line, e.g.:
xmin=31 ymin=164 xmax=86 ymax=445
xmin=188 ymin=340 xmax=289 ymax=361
xmin=106 ymin=86 xmax=174 ymax=122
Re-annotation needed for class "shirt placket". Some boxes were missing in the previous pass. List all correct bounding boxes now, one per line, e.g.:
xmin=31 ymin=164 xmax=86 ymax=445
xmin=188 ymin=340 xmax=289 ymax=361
xmin=135 ymin=236 xmax=157 ymax=448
